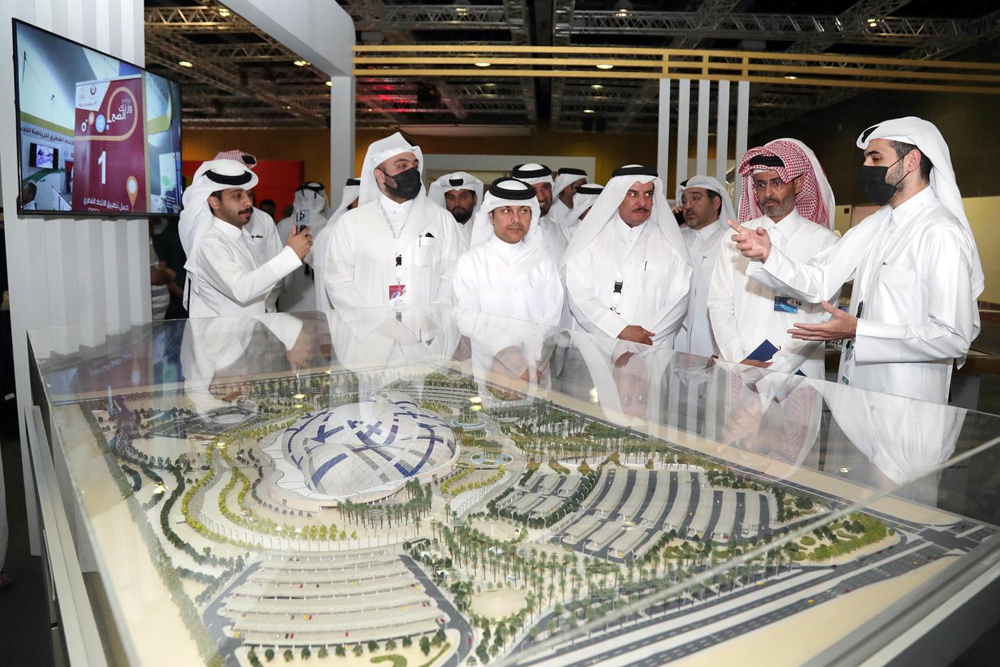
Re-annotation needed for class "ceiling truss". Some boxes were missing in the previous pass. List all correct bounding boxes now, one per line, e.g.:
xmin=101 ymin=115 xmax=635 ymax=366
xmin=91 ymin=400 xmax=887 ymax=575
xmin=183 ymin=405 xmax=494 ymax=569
xmin=142 ymin=1 xmax=1000 ymax=135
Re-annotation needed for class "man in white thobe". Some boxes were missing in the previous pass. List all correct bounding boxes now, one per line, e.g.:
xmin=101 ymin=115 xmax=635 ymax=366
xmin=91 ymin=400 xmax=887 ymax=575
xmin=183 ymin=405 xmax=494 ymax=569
xmin=560 ymin=183 xmax=603 ymax=242
xmin=709 ymin=140 xmax=839 ymax=379
xmin=178 ymin=158 xmax=312 ymax=318
xmin=276 ymin=181 xmax=332 ymax=312
xmin=210 ymin=149 xmax=285 ymax=311
xmin=730 ymin=117 xmax=983 ymax=404
xmin=549 ymin=167 xmax=589 ymax=227
xmin=453 ymin=177 xmax=564 ymax=327
xmin=324 ymin=133 xmax=464 ymax=309
xmin=428 ymin=171 xmax=483 ymax=248
xmin=511 ymin=163 xmax=569 ymax=268
xmin=312 ymin=178 xmax=360 ymax=311
xmin=563 ymin=165 xmax=691 ymax=347
xmin=674 ymin=175 xmax=735 ymax=358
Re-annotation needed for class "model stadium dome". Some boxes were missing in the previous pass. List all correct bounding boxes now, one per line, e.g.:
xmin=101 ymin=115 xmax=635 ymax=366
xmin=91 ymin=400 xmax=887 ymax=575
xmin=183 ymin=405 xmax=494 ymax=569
xmin=280 ymin=390 xmax=458 ymax=502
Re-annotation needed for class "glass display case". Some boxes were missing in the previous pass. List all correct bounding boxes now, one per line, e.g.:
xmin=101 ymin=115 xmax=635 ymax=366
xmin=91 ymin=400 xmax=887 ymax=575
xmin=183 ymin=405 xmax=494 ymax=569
xmin=26 ymin=307 xmax=1000 ymax=667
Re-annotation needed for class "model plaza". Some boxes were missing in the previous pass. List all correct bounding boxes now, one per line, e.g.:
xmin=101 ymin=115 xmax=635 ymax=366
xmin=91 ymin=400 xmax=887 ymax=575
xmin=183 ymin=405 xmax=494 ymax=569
xmin=65 ymin=356 xmax=995 ymax=667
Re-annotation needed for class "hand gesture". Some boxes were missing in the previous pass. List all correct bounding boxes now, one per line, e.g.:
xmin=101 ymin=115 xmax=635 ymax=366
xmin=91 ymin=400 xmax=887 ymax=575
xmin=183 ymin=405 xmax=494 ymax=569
xmin=728 ymin=219 xmax=771 ymax=261
xmin=618 ymin=325 xmax=654 ymax=346
xmin=788 ymin=302 xmax=857 ymax=341
xmin=286 ymin=225 xmax=313 ymax=260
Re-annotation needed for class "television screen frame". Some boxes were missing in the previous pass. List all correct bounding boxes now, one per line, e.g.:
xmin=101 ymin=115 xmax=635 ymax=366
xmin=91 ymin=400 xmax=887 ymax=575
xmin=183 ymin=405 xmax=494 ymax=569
xmin=12 ymin=18 xmax=183 ymax=218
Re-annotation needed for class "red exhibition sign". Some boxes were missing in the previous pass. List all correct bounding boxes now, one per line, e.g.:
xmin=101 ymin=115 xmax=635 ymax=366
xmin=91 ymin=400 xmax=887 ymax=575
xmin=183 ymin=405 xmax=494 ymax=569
xmin=72 ymin=75 xmax=148 ymax=213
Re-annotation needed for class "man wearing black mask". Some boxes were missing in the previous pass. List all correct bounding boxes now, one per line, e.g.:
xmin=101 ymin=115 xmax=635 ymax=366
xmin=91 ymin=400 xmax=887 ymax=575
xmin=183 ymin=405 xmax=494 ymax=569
xmin=323 ymin=133 xmax=464 ymax=308
xmin=728 ymin=117 xmax=982 ymax=404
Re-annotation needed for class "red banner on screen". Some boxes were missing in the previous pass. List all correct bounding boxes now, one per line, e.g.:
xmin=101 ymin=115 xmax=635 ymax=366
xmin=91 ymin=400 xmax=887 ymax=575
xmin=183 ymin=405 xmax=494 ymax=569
xmin=72 ymin=76 xmax=147 ymax=213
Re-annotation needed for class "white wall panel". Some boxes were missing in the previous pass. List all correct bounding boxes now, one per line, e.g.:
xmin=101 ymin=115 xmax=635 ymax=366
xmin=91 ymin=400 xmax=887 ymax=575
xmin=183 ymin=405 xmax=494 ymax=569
xmin=0 ymin=0 xmax=150 ymax=554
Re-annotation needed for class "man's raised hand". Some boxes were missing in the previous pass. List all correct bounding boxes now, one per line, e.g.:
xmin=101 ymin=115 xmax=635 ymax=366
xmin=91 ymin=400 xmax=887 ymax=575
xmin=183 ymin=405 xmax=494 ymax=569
xmin=728 ymin=219 xmax=771 ymax=261
xmin=286 ymin=224 xmax=313 ymax=260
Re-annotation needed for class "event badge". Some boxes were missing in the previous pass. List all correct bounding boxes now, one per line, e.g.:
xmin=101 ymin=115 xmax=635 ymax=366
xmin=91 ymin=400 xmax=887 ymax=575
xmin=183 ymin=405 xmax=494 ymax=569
xmin=389 ymin=284 xmax=407 ymax=304
xmin=840 ymin=340 xmax=856 ymax=386
xmin=773 ymin=296 xmax=801 ymax=314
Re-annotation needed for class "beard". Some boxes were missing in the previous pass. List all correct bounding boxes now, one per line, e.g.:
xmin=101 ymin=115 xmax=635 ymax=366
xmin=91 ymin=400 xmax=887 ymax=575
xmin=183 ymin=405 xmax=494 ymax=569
xmin=451 ymin=207 xmax=473 ymax=224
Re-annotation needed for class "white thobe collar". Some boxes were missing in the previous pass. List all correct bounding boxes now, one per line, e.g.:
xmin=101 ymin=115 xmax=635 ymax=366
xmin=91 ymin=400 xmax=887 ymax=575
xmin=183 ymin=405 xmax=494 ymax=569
xmin=379 ymin=193 xmax=415 ymax=236
xmin=683 ymin=217 xmax=722 ymax=243
xmin=889 ymin=185 xmax=935 ymax=227
xmin=213 ymin=216 xmax=250 ymax=241
xmin=760 ymin=207 xmax=805 ymax=242
xmin=615 ymin=212 xmax=646 ymax=247
xmin=487 ymin=232 xmax=526 ymax=260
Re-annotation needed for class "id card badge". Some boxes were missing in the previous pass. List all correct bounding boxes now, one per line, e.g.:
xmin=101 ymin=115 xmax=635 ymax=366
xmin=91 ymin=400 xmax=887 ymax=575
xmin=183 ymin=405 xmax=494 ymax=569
xmin=840 ymin=340 xmax=856 ymax=386
xmin=389 ymin=284 xmax=407 ymax=305
xmin=774 ymin=296 xmax=801 ymax=314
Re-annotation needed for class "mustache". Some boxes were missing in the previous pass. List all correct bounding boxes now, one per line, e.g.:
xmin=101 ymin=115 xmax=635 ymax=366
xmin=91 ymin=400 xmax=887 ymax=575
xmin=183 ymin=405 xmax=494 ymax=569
xmin=239 ymin=207 xmax=253 ymax=216
xmin=631 ymin=207 xmax=650 ymax=213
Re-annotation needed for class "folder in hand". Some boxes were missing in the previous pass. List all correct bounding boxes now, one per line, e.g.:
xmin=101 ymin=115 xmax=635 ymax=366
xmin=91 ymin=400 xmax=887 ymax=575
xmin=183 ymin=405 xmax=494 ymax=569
xmin=747 ymin=339 xmax=806 ymax=376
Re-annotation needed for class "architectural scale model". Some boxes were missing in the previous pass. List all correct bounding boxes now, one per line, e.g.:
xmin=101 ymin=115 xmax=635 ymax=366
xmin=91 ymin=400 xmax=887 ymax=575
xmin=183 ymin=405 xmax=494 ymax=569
xmin=56 ymin=365 xmax=996 ymax=667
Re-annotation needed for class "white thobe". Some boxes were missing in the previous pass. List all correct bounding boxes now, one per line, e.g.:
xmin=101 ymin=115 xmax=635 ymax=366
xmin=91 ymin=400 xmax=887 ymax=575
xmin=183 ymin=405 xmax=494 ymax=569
xmin=275 ymin=214 xmax=326 ymax=312
xmin=453 ymin=235 xmax=565 ymax=327
xmin=709 ymin=209 xmax=839 ymax=379
xmin=244 ymin=209 xmax=283 ymax=311
xmin=324 ymin=195 xmax=464 ymax=309
xmin=748 ymin=186 xmax=977 ymax=403
xmin=188 ymin=217 xmax=301 ymax=318
xmin=550 ymin=199 xmax=571 ymax=226
xmin=675 ymin=219 xmax=724 ymax=358
xmin=566 ymin=214 xmax=691 ymax=346
xmin=456 ymin=219 xmax=474 ymax=249
xmin=538 ymin=214 xmax=569 ymax=269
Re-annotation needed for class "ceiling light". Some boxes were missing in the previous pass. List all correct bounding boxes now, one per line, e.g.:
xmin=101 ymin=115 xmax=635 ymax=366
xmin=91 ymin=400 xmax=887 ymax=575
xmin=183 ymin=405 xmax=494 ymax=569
xmin=484 ymin=82 xmax=496 ymax=87
xmin=294 ymin=59 xmax=310 ymax=67
xmin=867 ymin=17 xmax=878 ymax=26
xmin=591 ymin=84 xmax=603 ymax=90
xmin=455 ymin=6 xmax=468 ymax=13
xmin=475 ymin=62 xmax=491 ymax=68
xmin=583 ymin=109 xmax=595 ymax=114
xmin=218 ymin=7 xmax=231 ymax=17
xmin=325 ymin=81 xmax=333 ymax=87
xmin=596 ymin=64 xmax=614 ymax=70
xmin=178 ymin=60 xmax=193 ymax=68
xmin=785 ymin=75 xmax=797 ymax=80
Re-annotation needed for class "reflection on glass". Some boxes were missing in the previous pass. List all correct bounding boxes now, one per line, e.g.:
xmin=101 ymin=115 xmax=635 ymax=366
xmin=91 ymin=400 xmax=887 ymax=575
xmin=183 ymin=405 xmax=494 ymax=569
xmin=26 ymin=307 xmax=1000 ymax=667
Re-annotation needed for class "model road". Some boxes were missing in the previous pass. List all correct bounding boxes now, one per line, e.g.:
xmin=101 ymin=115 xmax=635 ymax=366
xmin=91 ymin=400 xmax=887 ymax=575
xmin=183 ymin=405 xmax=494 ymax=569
xmin=513 ymin=535 xmax=949 ymax=667
xmin=203 ymin=561 xmax=263 ymax=667
xmin=400 ymin=554 xmax=473 ymax=667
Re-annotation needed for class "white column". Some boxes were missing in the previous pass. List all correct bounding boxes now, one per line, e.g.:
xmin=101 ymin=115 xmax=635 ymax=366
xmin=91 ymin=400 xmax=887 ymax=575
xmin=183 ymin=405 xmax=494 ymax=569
xmin=656 ymin=79 xmax=671 ymax=185
xmin=675 ymin=80 xmax=691 ymax=187
xmin=715 ymin=81 xmax=731 ymax=186
xmin=734 ymin=81 xmax=751 ymax=210
xmin=330 ymin=76 xmax=356 ymax=187
xmin=695 ymin=80 xmax=710 ymax=177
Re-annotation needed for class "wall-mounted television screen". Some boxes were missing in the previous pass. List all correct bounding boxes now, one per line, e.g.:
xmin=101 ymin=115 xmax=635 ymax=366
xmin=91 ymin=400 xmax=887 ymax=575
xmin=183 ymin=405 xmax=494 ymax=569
xmin=13 ymin=19 xmax=183 ymax=216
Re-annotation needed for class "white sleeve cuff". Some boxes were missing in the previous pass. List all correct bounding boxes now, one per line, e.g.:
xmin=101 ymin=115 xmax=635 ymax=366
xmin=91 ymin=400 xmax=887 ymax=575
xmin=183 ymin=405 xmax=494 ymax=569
xmin=266 ymin=246 xmax=303 ymax=280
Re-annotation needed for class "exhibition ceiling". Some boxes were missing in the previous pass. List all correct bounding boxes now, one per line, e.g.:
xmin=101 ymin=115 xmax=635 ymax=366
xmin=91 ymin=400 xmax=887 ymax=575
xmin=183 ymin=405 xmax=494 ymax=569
xmin=143 ymin=1 xmax=1000 ymax=132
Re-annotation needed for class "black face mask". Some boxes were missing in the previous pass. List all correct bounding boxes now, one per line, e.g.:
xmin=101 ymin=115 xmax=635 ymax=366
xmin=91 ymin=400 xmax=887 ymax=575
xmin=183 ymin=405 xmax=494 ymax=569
xmin=380 ymin=167 xmax=422 ymax=201
xmin=858 ymin=156 xmax=907 ymax=206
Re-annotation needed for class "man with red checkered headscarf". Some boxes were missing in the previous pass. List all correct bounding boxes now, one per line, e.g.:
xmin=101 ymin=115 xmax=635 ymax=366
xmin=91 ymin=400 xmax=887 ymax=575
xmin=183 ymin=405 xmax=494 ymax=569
xmin=707 ymin=139 xmax=840 ymax=379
